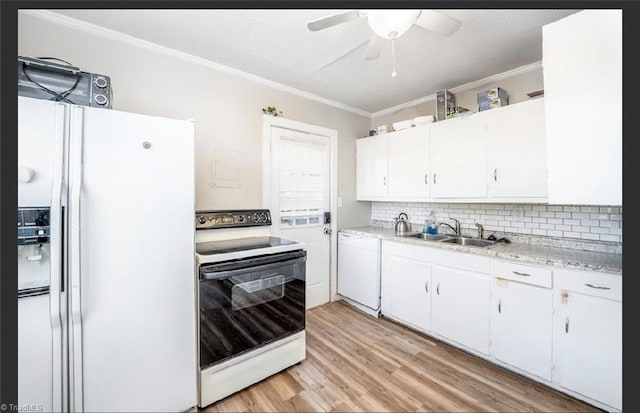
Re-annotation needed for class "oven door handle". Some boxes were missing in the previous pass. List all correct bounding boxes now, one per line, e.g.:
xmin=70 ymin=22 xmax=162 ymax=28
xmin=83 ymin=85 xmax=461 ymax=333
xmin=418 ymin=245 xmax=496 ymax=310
xmin=200 ymin=257 xmax=306 ymax=281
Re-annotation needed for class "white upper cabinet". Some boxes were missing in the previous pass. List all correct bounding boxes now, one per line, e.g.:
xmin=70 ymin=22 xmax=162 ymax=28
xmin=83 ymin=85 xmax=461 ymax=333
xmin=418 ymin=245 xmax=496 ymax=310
xmin=430 ymin=115 xmax=488 ymax=199
xmin=485 ymin=98 xmax=548 ymax=200
xmin=543 ymin=10 xmax=622 ymax=205
xmin=356 ymin=135 xmax=388 ymax=200
xmin=387 ymin=126 xmax=430 ymax=200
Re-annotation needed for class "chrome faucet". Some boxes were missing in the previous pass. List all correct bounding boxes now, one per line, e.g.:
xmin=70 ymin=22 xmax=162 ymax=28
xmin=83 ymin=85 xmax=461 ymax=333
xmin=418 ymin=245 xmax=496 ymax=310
xmin=438 ymin=218 xmax=461 ymax=236
xmin=475 ymin=223 xmax=484 ymax=239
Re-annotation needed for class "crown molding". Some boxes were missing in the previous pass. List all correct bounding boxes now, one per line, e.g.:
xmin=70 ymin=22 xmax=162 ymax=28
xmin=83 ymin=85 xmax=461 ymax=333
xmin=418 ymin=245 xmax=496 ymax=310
xmin=20 ymin=9 xmax=372 ymax=118
xmin=21 ymin=10 xmax=543 ymax=121
xmin=370 ymin=60 xmax=543 ymax=118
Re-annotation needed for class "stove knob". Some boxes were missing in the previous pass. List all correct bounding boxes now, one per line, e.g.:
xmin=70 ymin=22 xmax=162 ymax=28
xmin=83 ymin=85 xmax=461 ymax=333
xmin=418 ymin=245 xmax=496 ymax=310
xmin=259 ymin=212 xmax=267 ymax=222
xmin=94 ymin=76 xmax=108 ymax=88
xmin=251 ymin=213 xmax=259 ymax=222
xmin=238 ymin=216 xmax=245 ymax=222
xmin=94 ymin=94 xmax=109 ymax=106
xmin=197 ymin=216 xmax=207 ymax=224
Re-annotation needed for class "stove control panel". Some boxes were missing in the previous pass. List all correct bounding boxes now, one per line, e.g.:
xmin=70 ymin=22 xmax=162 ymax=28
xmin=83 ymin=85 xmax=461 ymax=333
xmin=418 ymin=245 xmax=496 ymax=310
xmin=195 ymin=209 xmax=272 ymax=230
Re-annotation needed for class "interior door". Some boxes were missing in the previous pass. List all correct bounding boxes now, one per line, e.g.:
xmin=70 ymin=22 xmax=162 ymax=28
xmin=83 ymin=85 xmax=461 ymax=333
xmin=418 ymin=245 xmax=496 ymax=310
xmin=269 ymin=127 xmax=332 ymax=310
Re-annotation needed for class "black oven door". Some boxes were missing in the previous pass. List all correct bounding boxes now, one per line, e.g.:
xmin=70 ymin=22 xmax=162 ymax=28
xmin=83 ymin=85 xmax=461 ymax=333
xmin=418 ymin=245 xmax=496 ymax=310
xmin=199 ymin=249 xmax=306 ymax=369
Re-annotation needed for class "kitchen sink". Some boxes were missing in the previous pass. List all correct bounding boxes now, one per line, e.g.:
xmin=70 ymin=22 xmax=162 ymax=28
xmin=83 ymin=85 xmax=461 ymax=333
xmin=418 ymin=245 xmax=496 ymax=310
xmin=440 ymin=237 xmax=498 ymax=247
xmin=401 ymin=233 xmax=450 ymax=241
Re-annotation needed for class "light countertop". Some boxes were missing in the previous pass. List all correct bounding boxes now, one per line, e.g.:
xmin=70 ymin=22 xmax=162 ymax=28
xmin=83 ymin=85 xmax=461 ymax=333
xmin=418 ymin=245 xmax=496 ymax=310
xmin=340 ymin=226 xmax=622 ymax=275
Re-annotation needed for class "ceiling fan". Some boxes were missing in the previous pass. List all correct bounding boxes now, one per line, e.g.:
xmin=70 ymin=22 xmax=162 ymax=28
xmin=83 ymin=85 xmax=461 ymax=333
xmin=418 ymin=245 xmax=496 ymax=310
xmin=307 ymin=10 xmax=462 ymax=77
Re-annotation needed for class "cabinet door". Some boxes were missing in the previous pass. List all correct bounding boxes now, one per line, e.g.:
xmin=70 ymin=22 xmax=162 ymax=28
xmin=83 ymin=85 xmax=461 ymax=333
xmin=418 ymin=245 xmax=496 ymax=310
xmin=356 ymin=135 xmax=388 ymax=200
xmin=432 ymin=266 xmax=490 ymax=354
xmin=490 ymin=279 xmax=553 ymax=381
xmin=486 ymin=98 xmax=547 ymax=199
xmin=430 ymin=115 xmax=487 ymax=199
xmin=387 ymin=126 xmax=430 ymax=200
xmin=382 ymin=254 xmax=431 ymax=332
xmin=557 ymin=292 xmax=621 ymax=410
xmin=543 ymin=10 xmax=621 ymax=205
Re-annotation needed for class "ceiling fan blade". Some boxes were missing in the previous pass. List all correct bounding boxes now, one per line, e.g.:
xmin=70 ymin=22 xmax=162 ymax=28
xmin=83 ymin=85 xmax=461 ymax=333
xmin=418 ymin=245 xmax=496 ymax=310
xmin=414 ymin=10 xmax=462 ymax=36
xmin=307 ymin=10 xmax=362 ymax=31
xmin=365 ymin=34 xmax=385 ymax=60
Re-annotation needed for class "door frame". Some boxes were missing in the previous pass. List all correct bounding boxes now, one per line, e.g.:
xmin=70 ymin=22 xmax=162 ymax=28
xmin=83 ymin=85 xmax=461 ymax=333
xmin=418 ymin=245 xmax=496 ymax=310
xmin=262 ymin=115 xmax=339 ymax=304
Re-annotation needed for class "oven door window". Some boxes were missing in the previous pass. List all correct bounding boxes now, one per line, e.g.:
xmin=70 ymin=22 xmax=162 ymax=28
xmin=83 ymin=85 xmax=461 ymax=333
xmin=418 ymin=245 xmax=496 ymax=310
xmin=199 ymin=250 xmax=306 ymax=369
xmin=231 ymin=274 xmax=285 ymax=311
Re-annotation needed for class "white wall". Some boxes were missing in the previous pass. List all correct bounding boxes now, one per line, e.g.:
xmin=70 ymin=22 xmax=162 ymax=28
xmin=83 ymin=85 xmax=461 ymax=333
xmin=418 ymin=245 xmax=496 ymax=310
xmin=17 ymin=11 xmax=372 ymax=229
xmin=371 ymin=68 xmax=544 ymax=128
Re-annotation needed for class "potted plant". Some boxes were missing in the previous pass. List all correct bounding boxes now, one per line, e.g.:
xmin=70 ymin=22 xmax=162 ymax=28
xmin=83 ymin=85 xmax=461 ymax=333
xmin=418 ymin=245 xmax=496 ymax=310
xmin=262 ymin=106 xmax=283 ymax=117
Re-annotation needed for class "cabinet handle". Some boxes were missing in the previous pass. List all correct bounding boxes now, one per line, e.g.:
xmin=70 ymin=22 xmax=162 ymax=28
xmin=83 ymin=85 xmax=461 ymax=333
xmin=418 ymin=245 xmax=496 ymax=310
xmin=424 ymin=281 xmax=429 ymax=293
xmin=436 ymin=283 xmax=440 ymax=295
xmin=433 ymin=173 xmax=437 ymax=185
xmin=585 ymin=283 xmax=611 ymax=290
xmin=498 ymin=299 xmax=501 ymax=314
xmin=383 ymin=176 xmax=386 ymax=186
xmin=565 ymin=317 xmax=570 ymax=334
xmin=424 ymin=174 xmax=428 ymax=185
xmin=512 ymin=271 xmax=531 ymax=277
xmin=494 ymin=168 xmax=497 ymax=182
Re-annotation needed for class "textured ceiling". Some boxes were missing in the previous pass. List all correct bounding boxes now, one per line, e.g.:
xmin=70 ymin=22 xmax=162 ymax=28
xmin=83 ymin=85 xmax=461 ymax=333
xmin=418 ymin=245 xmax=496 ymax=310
xmin=52 ymin=9 xmax=579 ymax=113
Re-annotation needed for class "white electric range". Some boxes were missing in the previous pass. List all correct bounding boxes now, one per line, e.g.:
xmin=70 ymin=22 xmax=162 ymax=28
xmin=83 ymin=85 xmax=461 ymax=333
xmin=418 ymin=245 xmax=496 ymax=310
xmin=195 ymin=209 xmax=307 ymax=408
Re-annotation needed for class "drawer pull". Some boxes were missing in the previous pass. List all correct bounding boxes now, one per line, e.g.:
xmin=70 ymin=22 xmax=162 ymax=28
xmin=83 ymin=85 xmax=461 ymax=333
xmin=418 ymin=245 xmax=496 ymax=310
xmin=565 ymin=317 xmax=570 ymax=334
xmin=498 ymin=299 xmax=501 ymax=314
xmin=512 ymin=271 xmax=532 ymax=277
xmin=436 ymin=283 xmax=440 ymax=295
xmin=585 ymin=283 xmax=611 ymax=290
xmin=424 ymin=281 xmax=429 ymax=293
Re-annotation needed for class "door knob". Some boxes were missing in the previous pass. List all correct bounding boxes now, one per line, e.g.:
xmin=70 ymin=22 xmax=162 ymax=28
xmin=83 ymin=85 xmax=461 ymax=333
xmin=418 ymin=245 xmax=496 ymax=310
xmin=323 ymin=228 xmax=332 ymax=235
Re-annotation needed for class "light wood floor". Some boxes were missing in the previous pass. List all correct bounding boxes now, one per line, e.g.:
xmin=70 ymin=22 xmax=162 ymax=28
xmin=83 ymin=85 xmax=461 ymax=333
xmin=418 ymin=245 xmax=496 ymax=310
xmin=202 ymin=301 xmax=601 ymax=412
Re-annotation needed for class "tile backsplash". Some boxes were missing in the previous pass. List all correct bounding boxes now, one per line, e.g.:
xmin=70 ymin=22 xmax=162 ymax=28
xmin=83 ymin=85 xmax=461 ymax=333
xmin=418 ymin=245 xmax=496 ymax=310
xmin=371 ymin=202 xmax=622 ymax=244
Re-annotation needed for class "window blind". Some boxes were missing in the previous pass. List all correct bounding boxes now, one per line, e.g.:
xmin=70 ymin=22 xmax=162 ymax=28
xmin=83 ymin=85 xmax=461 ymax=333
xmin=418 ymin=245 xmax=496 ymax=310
xmin=279 ymin=138 xmax=326 ymax=227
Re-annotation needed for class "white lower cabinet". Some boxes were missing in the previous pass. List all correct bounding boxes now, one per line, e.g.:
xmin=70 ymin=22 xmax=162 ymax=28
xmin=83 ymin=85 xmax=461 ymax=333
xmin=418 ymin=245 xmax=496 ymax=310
xmin=555 ymin=272 xmax=622 ymax=409
xmin=490 ymin=278 xmax=553 ymax=381
xmin=432 ymin=266 xmax=491 ymax=355
xmin=381 ymin=242 xmax=432 ymax=332
xmin=378 ymin=241 xmax=621 ymax=412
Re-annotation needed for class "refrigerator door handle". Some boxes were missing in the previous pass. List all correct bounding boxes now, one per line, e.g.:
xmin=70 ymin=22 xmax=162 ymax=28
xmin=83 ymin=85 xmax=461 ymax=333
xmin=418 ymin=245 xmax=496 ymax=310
xmin=49 ymin=103 xmax=66 ymax=413
xmin=69 ymin=106 xmax=85 ymax=412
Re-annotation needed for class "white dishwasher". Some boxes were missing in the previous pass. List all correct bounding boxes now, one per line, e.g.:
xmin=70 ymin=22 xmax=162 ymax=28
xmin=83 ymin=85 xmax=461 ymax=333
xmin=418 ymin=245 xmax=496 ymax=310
xmin=337 ymin=232 xmax=381 ymax=316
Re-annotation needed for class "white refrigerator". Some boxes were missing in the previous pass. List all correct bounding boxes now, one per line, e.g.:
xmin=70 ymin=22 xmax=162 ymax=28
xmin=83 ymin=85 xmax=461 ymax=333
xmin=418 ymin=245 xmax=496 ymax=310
xmin=18 ymin=96 xmax=197 ymax=412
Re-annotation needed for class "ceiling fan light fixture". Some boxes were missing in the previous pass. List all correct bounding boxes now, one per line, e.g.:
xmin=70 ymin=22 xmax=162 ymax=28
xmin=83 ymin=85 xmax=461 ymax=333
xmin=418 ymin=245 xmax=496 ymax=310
xmin=365 ymin=10 xmax=421 ymax=39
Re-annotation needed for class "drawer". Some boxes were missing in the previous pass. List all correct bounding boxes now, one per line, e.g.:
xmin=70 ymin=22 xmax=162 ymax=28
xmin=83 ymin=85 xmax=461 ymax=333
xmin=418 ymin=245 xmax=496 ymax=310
xmin=554 ymin=268 xmax=621 ymax=301
xmin=383 ymin=240 xmax=434 ymax=263
xmin=492 ymin=260 xmax=552 ymax=288
xmin=433 ymin=248 xmax=491 ymax=274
